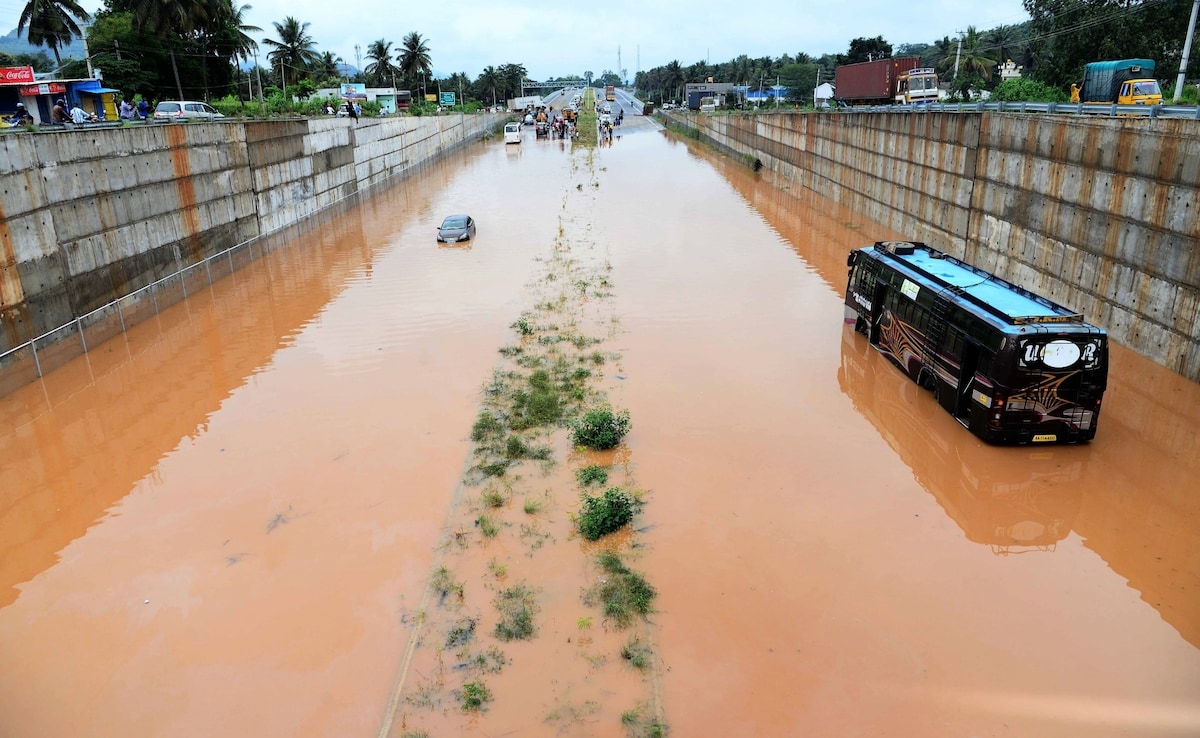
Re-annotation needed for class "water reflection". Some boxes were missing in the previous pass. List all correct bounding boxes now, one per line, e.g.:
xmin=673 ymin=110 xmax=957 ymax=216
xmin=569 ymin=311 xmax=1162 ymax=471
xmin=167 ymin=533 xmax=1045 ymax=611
xmin=0 ymin=208 xmax=372 ymax=608
xmin=838 ymin=326 xmax=1082 ymax=554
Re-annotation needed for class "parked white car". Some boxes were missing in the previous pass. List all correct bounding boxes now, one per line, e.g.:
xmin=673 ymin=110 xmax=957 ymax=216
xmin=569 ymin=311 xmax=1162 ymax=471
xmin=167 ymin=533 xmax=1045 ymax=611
xmin=153 ymin=101 xmax=225 ymax=120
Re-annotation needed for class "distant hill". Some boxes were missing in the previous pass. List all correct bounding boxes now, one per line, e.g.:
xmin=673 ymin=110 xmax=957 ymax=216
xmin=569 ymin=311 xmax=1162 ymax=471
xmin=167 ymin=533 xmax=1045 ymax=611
xmin=0 ymin=26 xmax=86 ymax=64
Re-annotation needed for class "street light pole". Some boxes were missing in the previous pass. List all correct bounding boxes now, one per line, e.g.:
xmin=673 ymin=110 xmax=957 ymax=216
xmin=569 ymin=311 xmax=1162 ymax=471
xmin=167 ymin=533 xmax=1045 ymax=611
xmin=1174 ymin=0 xmax=1200 ymax=103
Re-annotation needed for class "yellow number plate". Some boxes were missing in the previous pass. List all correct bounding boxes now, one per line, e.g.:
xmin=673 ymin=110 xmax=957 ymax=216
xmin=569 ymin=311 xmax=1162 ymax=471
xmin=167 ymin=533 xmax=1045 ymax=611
xmin=1032 ymin=434 xmax=1057 ymax=443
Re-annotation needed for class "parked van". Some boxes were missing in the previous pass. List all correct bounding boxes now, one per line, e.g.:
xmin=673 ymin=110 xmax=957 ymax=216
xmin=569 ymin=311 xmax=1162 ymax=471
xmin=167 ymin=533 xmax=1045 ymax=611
xmin=504 ymin=122 xmax=521 ymax=144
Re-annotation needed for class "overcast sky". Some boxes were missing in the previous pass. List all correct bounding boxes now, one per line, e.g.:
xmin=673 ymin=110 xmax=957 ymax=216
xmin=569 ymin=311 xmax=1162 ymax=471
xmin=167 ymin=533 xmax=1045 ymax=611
xmin=7 ymin=0 xmax=1031 ymax=81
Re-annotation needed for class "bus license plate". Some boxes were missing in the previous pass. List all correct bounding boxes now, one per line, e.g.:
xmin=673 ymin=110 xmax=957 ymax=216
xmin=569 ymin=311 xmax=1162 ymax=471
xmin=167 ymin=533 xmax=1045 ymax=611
xmin=1032 ymin=434 xmax=1057 ymax=443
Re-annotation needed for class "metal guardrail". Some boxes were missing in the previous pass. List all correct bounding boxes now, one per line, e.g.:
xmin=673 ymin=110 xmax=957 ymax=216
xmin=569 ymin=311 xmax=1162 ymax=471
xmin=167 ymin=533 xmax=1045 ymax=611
xmin=839 ymin=100 xmax=1200 ymax=119
xmin=0 ymin=236 xmax=267 ymax=382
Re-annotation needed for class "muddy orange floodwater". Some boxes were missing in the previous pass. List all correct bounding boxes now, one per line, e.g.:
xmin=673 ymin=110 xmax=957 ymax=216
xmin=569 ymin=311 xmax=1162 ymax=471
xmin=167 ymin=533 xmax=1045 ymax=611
xmin=1 ymin=113 xmax=1198 ymax=738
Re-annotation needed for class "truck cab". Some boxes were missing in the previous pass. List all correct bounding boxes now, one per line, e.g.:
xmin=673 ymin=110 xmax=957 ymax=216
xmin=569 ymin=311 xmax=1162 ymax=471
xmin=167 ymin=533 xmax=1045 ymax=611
xmin=1118 ymin=79 xmax=1162 ymax=105
xmin=896 ymin=68 xmax=939 ymax=105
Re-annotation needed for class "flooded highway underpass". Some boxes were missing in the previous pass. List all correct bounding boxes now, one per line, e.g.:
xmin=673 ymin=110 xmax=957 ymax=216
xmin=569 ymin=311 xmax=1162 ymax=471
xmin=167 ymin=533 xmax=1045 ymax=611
xmin=1 ymin=119 xmax=1198 ymax=737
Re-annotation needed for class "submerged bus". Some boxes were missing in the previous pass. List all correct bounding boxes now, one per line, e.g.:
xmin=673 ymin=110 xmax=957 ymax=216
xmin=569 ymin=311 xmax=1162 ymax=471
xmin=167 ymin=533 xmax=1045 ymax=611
xmin=844 ymin=241 xmax=1107 ymax=444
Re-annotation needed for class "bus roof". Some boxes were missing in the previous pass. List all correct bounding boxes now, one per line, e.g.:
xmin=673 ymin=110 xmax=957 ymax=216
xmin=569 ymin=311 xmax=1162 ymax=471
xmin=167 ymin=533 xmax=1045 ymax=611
xmin=870 ymin=241 xmax=1085 ymax=326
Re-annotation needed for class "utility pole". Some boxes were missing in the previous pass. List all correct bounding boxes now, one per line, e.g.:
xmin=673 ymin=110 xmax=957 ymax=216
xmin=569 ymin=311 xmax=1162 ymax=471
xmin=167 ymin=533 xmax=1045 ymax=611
xmin=1174 ymin=0 xmax=1200 ymax=102
xmin=953 ymin=31 xmax=964 ymax=79
xmin=253 ymin=49 xmax=264 ymax=108
xmin=355 ymin=44 xmax=362 ymax=80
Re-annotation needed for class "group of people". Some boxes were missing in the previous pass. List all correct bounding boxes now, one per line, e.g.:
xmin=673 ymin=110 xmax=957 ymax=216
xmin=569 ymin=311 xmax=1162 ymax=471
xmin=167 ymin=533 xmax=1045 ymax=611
xmin=118 ymin=98 xmax=151 ymax=120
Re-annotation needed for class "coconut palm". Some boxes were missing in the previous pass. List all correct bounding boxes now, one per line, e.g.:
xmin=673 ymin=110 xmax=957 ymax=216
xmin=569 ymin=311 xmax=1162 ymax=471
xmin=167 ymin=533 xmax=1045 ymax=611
xmin=18 ymin=0 xmax=91 ymax=69
xmin=477 ymin=65 xmax=500 ymax=106
xmin=398 ymin=31 xmax=431 ymax=91
xmin=663 ymin=60 xmax=685 ymax=103
xmin=364 ymin=39 xmax=397 ymax=88
xmin=498 ymin=62 xmax=527 ymax=100
xmin=262 ymin=16 xmax=320 ymax=88
xmin=207 ymin=0 xmax=259 ymax=101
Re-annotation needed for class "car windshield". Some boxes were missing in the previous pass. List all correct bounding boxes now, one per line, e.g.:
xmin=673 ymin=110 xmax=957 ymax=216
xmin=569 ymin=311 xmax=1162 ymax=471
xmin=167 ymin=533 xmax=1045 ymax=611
xmin=442 ymin=217 xmax=467 ymax=228
xmin=158 ymin=103 xmax=180 ymax=112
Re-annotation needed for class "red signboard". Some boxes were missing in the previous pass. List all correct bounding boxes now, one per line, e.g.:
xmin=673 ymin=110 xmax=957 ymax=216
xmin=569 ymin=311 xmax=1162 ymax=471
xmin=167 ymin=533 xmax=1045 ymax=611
xmin=1 ymin=66 xmax=36 ymax=84
xmin=20 ymin=83 xmax=66 ymax=95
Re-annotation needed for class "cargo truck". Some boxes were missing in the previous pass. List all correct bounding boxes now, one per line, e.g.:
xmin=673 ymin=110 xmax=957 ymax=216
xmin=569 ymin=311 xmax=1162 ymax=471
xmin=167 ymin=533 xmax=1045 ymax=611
xmin=507 ymin=95 xmax=542 ymax=112
xmin=834 ymin=57 xmax=939 ymax=105
xmin=1071 ymin=59 xmax=1162 ymax=105
xmin=605 ymin=85 xmax=616 ymax=101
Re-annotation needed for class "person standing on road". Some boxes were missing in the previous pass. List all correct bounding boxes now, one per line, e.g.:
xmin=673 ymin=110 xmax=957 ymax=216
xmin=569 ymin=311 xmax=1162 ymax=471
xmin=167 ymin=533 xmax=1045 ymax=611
xmin=347 ymin=101 xmax=359 ymax=123
xmin=119 ymin=98 xmax=135 ymax=120
xmin=52 ymin=99 xmax=69 ymax=124
xmin=137 ymin=99 xmax=150 ymax=119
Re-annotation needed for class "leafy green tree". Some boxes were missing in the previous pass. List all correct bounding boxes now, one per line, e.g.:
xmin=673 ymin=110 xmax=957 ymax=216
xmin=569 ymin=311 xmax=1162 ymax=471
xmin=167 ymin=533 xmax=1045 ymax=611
xmin=779 ymin=62 xmax=818 ymax=106
xmin=126 ymin=0 xmax=224 ymax=100
xmin=498 ymin=62 xmax=527 ymax=100
xmin=398 ymin=31 xmax=431 ymax=92
xmin=663 ymin=60 xmax=684 ymax=102
xmin=1022 ymin=0 xmax=1196 ymax=89
xmin=839 ymin=36 xmax=892 ymax=66
xmin=18 ymin=0 xmax=91 ymax=68
xmin=262 ymin=16 xmax=319 ymax=87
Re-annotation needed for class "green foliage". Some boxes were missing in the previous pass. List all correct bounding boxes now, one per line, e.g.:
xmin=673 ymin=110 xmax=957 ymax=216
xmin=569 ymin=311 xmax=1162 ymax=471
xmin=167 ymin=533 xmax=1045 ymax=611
xmin=991 ymin=77 xmax=1069 ymax=102
xmin=575 ymin=465 xmax=609 ymax=487
xmin=621 ymin=638 xmax=651 ymax=669
xmin=577 ymin=487 xmax=641 ymax=540
xmin=471 ymin=411 xmax=504 ymax=442
xmin=478 ymin=514 xmax=500 ymax=538
xmin=571 ymin=407 xmax=631 ymax=449
xmin=585 ymin=552 xmax=656 ymax=628
xmin=513 ymin=316 xmax=534 ymax=335
xmin=431 ymin=566 xmax=463 ymax=604
xmin=494 ymin=583 xmax=538 ymax=641
xmin=509 ymin=370 xmax=562 ymax=429
xmin=459 ymin=680 xmax=492 ymax=711
xmin=445 ymin=618 xmax=476 ymax=648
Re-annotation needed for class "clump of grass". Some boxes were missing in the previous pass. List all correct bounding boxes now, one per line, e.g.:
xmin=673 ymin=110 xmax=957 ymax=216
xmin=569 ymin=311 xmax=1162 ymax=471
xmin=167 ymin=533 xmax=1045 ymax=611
xmin=585 ymin=552 xmax=656 ymax=628
xmin=621 ymin=637 xmax=651 ymax=670
xmin=575 ymin=465 xmax=609 ymax=487
xmin=446 ymin=618 xmax=476 ymax=648
xmin=481 ymin=484 xmax=507 ymax=508
xmin=431 ymin=566 xmax=464 ymax=606
xmin=571 ymin=407 xmax=631 ymax=450
xmin=488 ymin=558 xmax=507 ymax=578
xmin=505 ymin=435 xmax=531 ymax=459
xmin=513 ymin=316 xmax=534 ymax=335
xmin=498 ymin=344 xmax=524 ymax=357
xmin=523 ymin=496 xmax=545 ymax=515
xmin=459 ymin=680 xmax=493 ymax=711
xmin=510 ymin=370 xmax=562 ymax=429
xmin=480 ymin=460 xmax=509 ymax=478
xmin=589 ymin=351 xmax=605 ymax=365
xmin=494 ymin=582 xmax=538 ymax=641
xmin=577 ymin=487 xmax=641 ymax=541
xmin=471 ymin=411 xmax=504 ymax=442
xmin=471 ymin=646 xmax=508 ymax=673
xmin=478 ymin=514 xmax=500 ymax=538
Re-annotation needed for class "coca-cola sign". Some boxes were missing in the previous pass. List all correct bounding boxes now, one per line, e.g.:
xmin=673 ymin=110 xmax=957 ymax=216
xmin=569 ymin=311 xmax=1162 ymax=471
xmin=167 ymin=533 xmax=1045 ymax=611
xmin=1 ymin=66 xmax=36 ymax=84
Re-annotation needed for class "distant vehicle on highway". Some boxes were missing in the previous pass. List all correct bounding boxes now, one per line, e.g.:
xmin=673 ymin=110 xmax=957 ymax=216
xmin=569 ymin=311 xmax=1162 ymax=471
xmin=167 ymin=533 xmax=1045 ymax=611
xmin=504 ymin=122 xmax=521 ymax=144
xmin=437 ymin=215 xmax=476 ymax=243
xmin=153 ymin=101 xmax=225 ymax=120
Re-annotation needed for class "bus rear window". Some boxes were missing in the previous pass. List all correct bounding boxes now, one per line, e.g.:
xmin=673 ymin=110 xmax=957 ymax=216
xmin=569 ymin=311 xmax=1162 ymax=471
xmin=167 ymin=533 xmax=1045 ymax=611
xmin=1018 ymin=338 xmax=1103 ymax=371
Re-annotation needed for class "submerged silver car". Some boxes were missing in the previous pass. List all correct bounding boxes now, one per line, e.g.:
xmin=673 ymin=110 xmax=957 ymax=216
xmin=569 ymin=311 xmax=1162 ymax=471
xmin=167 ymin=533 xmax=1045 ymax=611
xmin=437 ymin=214 xmax=476 ymax=242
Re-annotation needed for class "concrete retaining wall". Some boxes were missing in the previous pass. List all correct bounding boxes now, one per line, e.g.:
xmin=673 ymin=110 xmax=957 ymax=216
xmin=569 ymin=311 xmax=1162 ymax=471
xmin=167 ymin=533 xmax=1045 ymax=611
xmin=0 ymin=113 xmax=500 ymax=356
xmin=665 ymin=111 xmax=1200 ymax=381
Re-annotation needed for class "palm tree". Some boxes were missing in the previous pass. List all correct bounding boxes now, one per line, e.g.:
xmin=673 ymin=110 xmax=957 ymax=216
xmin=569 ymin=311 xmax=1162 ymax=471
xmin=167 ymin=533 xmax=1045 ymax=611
xmin=314 ymin=51 xmax=342 ymax=85
xmin=18 ymin=0 xmax=91 ymax=69
xmin=208 ymin=0 xmax=259 ymax=101
xmin=364 ymin=39 xmax=396 ymax=88
xmin=398 ymin=31 xmax=431 ymax=92
xmin=128 ymin=0 xmax=224 ymax=99
xmin=498 ymin=62 xmax=527 ymax=101
xmin=663 ymin=60 xmax=685 ymax=104
xmin=477 ymin=65 xmax=499 ymax=106
xmin=262 ymin=16 xmax=320 ymax=88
